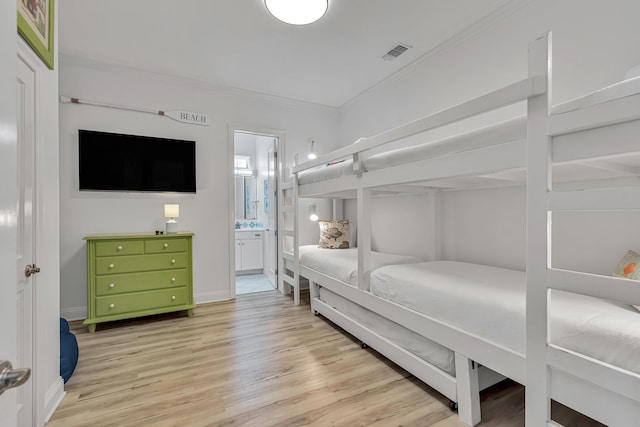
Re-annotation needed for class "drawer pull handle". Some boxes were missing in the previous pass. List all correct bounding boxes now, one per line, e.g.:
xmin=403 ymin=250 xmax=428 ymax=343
xmin=171 ymin=296 xmax=176 ymax=301
xmin=171 ymin=259 xmax=176 ymax=264
xmin=108 ymin=264 xmax=115 ymax=269
xmin=109 ymin=283 xmax=115 ymax=288
xmin=109 ymin=303 xmax=115 ymax=309
xmin=171 ymin=277 xmax=176 ymax=282
xmin=164 ymin=243 xmax=169 ymax=248
xmin=117 ymin=245 xmax=123 ymax=251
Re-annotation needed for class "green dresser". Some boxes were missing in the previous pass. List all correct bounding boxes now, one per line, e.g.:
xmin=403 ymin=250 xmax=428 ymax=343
xmin=83 ymin=232 xmax=195 ymax=332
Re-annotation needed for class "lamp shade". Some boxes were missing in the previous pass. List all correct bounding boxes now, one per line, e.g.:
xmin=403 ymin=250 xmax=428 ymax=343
xmin=265 ymin=0 xmax=328 ymax=25
xmin=164 ymin=204 xmax=180 ymax=218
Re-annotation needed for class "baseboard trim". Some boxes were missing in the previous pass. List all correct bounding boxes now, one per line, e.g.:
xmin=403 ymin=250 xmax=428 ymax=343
xmin=60 ymin=306 xmax=87 ymax=321
xmin=195 ymin=290 xmax=231 ymax=304
xmin=62 ymin=291 xmax=232 ymax=320
xmin=43 ymin=377 xmax=65 ymax=424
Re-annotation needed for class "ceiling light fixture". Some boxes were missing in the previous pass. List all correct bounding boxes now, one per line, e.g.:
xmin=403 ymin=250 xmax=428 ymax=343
xmin=265 ymin=0 xmax=328 ymax=25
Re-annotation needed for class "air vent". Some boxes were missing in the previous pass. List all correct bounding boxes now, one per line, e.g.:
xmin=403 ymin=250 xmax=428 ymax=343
xmin=382 ymin=43 xmax=411 ymax=61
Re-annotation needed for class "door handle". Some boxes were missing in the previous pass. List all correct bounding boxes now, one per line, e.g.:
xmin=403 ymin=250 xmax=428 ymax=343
xmin=0 ymin=361 xmax=31 ymax=396
xmin=24 ymin=264 xmax=41 ymax=277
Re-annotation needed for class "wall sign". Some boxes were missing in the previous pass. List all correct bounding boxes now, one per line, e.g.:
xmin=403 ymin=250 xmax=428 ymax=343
xmin=60 ymin=96 xmax=211 ymax=127
xmin=162 ymin=110 xmax=211 ymax=126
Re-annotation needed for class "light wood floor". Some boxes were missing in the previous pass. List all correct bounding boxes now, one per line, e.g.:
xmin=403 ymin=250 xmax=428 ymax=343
xmin=48 ymin=291 xmax=603 ymax=427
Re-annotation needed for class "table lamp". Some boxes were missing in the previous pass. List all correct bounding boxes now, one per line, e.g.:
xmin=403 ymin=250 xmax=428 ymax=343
xmin=164 ymin=204 xmax=179 ymax=234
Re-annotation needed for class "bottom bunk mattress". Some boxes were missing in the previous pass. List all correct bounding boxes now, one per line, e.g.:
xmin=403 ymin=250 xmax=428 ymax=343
xmin=371 ymin=261 xmax=640 ymax=375
xmin=317 ymin=286 xmax=455 ymax=375
xmin=298 ymin=245 xmax=421 ymax=286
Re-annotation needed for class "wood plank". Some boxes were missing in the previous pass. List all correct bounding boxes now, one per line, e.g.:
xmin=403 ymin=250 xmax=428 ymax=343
xmin=47 ymin=291 xmax=602 ymax=427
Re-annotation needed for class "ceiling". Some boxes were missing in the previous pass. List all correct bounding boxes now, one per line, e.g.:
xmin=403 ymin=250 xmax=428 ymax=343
xmin=58 ymin=0 xmax=516 ymax=107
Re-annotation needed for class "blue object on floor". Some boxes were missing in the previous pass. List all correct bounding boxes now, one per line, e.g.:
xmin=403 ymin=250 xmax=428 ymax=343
xmin=60 ymin=318 xmax=78 ymax=383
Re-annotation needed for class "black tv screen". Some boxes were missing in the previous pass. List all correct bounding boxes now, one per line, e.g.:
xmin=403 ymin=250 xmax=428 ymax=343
xmin=79 ymin=130 xmax=196 ymax=193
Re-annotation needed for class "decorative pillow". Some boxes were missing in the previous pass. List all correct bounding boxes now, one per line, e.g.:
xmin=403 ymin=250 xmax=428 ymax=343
xmin=613 ymin=250 xmax=640 ymax=311
xmin=318 ymin=220 xmax=350 ymax=249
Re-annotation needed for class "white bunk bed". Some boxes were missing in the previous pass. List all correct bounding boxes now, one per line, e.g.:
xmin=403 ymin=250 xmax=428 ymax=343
xmin=285 ymin=32 xmax=640 ymax=426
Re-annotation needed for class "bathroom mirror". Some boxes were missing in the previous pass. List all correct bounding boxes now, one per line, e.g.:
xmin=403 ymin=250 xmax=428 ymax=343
xmin=235 ymin=175 xmax=257 ymax=220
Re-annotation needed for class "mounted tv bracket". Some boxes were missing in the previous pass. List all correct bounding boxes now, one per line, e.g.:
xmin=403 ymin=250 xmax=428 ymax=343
xmin=59 ymin=96 xmax=211 ymax=127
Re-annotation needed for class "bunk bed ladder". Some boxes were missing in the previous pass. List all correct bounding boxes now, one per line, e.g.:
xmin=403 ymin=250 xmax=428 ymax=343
xmin=525 ymin=31 xmax=553 ymax=427
xmin=279 ymin=156 xmax=301 ymax=304
xmin=529 ymin=31 xmax=640 ymax=426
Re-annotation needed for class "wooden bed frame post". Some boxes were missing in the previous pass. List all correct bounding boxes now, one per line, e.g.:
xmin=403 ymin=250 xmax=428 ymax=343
xmin=357 ymin=186 xmax=372 ymax=291
xmin=525 ymin=31 xmax=552 ymax=426
xmin=455 ymin=353 xmax=481 ymax=426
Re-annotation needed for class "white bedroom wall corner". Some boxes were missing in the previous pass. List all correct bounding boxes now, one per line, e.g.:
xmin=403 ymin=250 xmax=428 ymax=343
xmin=227 ymin=123 xmax=236 ymax=299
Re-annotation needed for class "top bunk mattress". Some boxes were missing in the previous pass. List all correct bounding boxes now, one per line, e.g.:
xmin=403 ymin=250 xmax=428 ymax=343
xmin=298 ymin=245 xmax=421 ymax=286
xmin=297 ymin=117 xmax=526 ymax=185
xmin=552 ymin=76 xmax=640 ymax=115
xmin=371 ymin=261 xmax=640 ymax=375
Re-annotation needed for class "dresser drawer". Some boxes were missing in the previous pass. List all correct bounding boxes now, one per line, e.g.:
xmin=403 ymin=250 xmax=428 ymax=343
xmin=145 ymin=238 xmax=189 ymax=254
xmin=95 ymin=269 xmax=188 ymax=296
xmin=95 ymin=287 xmax=188 ymax=317
xmin=95 ymin=253 xmax=188 ymax=275
xmin=95 ymin=240 xmax=144 ymax=257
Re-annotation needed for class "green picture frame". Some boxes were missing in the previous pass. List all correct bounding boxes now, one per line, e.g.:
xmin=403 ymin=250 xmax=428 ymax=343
xmin=17 ymin=0 xmax=55 ymax=70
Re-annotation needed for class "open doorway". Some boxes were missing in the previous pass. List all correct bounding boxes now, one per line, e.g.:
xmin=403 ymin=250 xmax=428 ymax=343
xmin=233 ymin=130 xmax=279 ymax=295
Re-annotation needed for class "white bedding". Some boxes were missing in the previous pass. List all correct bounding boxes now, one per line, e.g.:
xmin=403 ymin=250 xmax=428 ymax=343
xmin=298 ymin=159 xmax=354 ymax=185
xmin=298 ymin=245 xmax=421 ymax=286
xmin=318 ymin=287 xmax=455 ymax=375
xmin=371 ymin=261 xmax=640 ymax=374
xmin=552 ymin=75 xmax=640 ymax=114
xmin=364 ymin=116 xmax=525 ymax=171
xmin=297 ymin=117 xmax=525 ymax=186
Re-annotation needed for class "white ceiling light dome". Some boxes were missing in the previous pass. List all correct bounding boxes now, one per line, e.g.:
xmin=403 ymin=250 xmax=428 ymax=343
xmin=265 ymin=0 xmax=328 ymax=25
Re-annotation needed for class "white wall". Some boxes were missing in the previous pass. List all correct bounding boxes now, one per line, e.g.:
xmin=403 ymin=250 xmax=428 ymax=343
xmin=59 ymin=58 xmax=340 ymax=317
xmin=338 ymin=0 xmax=640 ymax=273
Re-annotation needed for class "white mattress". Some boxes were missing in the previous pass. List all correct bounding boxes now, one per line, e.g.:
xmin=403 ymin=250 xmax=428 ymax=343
xmin=298 ymin=245 xmax=421 ymax=286
xmin=298 ymin=159 xmax=354 ymax=185
xmin=297 ymin=117 xmax=525 ymax=185
xmin=364 ymin=116 xmax=525 ymax=171
xmin=371 ymin=261 xmax=640 ymax=374
xmin=552 ymin=76 xmax=640 ymax=115
xmin=318 ymin=286 xmax=455 ymax=375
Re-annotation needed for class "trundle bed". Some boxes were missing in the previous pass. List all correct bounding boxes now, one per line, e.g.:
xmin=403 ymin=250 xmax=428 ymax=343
xmin=279 ymin=33 xmax=640 ymax=426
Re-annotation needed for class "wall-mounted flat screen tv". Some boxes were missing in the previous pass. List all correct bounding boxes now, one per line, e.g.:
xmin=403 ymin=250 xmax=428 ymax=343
xmin=79 ymin=130 xmax=196 ymax=193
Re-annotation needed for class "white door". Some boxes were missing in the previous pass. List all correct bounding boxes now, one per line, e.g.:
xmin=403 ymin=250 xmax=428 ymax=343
xmin=15 ymin=53 xmax=37 ymax=427
xmin=265 ymin=144 xmax=278 ymax=288
xmin=0 ymin=63 xmax=18 ymax=427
